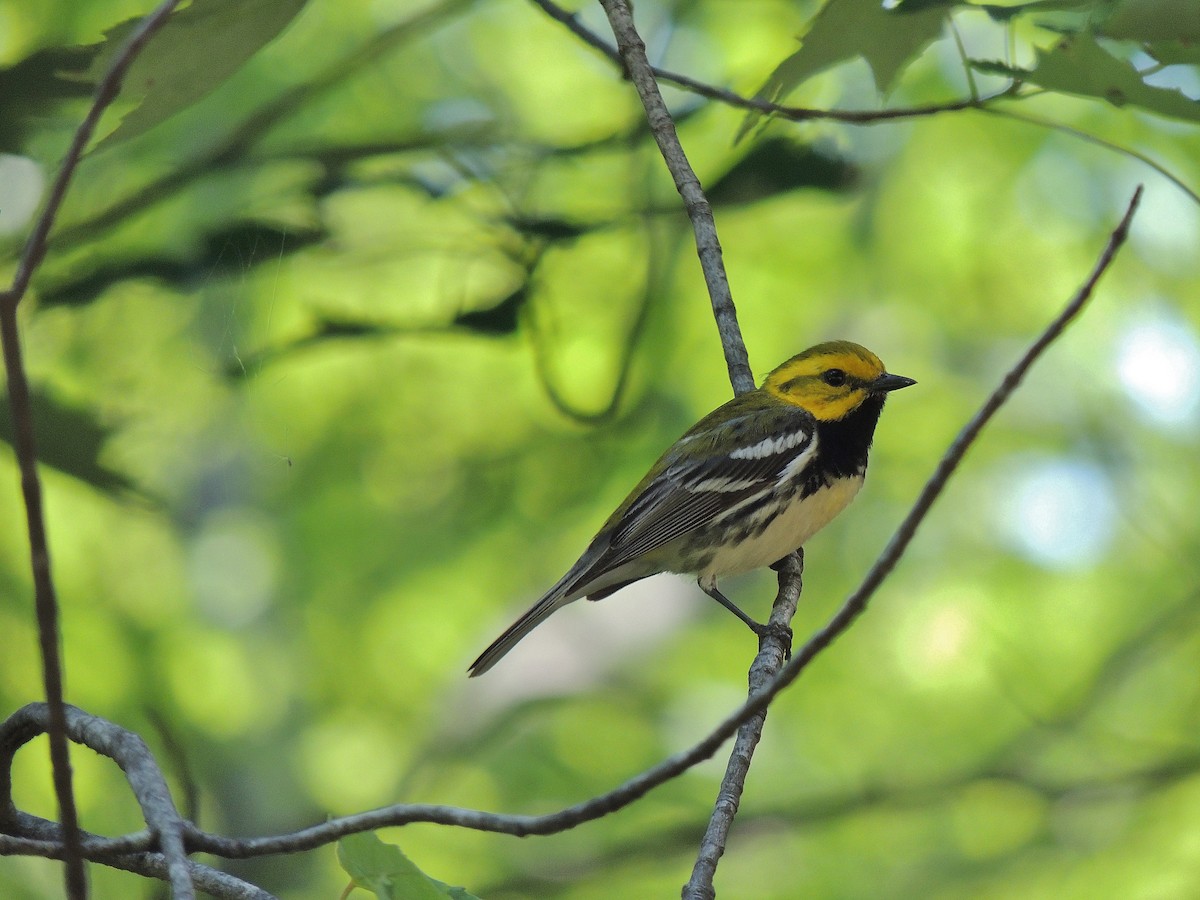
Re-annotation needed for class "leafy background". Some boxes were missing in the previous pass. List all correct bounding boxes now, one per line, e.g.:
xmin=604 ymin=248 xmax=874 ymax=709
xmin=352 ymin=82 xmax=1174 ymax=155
xmin=1 ymin=0 xmax=1199 ymax=896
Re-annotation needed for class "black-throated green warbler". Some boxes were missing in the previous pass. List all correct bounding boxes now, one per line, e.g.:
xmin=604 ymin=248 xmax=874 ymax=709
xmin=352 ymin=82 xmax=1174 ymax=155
xmin=468 ymin=341 xmax=914 ymax=676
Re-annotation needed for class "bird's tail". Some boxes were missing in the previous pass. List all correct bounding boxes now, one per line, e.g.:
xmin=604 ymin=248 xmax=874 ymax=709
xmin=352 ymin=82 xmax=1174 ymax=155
xmin=467 ymin=583 xmax=576 ymax=677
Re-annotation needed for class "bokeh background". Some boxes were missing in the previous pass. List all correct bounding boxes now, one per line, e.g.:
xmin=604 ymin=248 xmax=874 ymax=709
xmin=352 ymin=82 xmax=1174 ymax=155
xmin=2 ymin=0 xmax=1199 ymax=897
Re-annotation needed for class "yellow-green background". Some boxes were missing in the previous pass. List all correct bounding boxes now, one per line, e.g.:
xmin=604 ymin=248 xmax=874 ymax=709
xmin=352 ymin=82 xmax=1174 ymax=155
xmin=2 ymin=0 xmax=1199 ymax=897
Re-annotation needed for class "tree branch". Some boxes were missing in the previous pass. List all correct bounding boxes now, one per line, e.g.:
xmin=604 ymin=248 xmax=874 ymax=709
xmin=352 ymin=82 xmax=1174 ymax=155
xmin=530 ymin=0 xmax=1013 ymax=126
xmin=683 ymin=553 xmax=803 ymax=899
xmin=0 ymin=1 xmax=186 ymax=895
xmin=594 ymin=3 xmax=805 ymax=892
xmin=0 ymin=827 xmax=274 ymax=900
xmin=597 ymin=0 xmax=753 ymax=394
xmin=0 ymin=704 xmax=196 ymax=899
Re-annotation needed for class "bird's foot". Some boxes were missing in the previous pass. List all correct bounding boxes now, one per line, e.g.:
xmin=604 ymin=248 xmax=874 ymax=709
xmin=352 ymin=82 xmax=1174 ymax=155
xmin=755 ymin=620 xmax=793 ymax=659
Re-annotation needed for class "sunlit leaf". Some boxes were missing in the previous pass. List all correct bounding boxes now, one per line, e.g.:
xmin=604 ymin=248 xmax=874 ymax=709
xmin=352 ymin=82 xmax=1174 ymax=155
xmin=738 ymin=0 xmax=946 ymax=138
xmin=977 ymin=32 xmax=1200 ymax=123
xmin=337 ymin=832 xmax=479 ymax=900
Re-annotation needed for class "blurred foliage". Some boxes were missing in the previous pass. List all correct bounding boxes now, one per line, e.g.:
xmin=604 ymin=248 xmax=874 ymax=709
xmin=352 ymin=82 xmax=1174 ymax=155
xmin=1 ymin=0 xmax=1199 ymax=897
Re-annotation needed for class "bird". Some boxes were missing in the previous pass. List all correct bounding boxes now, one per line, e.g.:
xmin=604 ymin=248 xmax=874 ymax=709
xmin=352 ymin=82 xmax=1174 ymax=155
xmin=468 ymin=340 xmax=914 ymax=676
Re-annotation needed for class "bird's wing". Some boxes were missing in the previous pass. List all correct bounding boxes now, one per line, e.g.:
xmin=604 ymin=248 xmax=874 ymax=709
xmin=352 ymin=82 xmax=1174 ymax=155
xmin=595 ymin=404 xmax=817 ymax=571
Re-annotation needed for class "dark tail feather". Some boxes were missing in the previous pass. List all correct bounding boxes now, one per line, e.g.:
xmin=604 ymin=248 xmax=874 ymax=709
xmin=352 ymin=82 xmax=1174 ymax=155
xmin=467 ymin=588 xmax=574 ymax=677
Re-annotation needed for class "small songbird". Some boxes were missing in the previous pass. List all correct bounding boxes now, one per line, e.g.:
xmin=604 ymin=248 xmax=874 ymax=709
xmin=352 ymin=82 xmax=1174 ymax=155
xmin=468 ymin=341 xmax=914 ymax=676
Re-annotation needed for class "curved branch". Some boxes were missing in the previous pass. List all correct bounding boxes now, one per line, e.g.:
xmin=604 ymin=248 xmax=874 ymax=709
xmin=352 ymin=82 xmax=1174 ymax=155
xmin=0 ymin=828 xmax=273 ymax=900
xmin=0 ymin=704 xmax=195 ymax=899
xmin=185 ymin=183 xmax=1140 ymax=857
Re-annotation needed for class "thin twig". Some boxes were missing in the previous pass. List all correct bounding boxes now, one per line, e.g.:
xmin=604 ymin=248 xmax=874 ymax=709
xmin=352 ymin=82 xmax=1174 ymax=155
xmin=0 ymin=0 xmax=186 ymax=307
xmin=982 ymin=107 xmax=1200 ymax=207
xmin=530 ymin=0 xmax=1009 ymax=125
xmin=597 ymin=0 xmax=753 ymax=393
xmin=530 ymin=0 xmax=1197 ymax=208
xmin=690 ymin=185 xmax=1144 ymax=898
xmin=0 ymin=1 xmax=186 ymax=895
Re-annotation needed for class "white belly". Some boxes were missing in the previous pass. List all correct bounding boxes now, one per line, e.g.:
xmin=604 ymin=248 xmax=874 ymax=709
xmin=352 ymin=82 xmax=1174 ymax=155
xmin=698 ymin=474 xmax=865 ymax=579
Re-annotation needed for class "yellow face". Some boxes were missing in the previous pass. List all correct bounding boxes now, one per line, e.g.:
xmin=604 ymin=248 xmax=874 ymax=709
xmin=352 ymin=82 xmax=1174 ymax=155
xmin=763 ymin=341 xmax=891 ymax=421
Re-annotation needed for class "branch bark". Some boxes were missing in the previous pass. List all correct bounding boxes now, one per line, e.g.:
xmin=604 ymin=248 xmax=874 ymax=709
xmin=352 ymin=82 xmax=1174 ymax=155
xmin=0 ymin=704 xmax=263 ymax=899
xmin=683 ymin=553 xmax=803 ymax=899
xmin=594 ymin=2 xmax=802 ymax=893
xmin=597 ymin=0 xmax=753 ymax=393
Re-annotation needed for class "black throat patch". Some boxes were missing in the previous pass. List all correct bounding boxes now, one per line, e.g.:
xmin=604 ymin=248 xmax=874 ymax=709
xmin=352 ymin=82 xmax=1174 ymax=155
xmin=801 ymin=394 xmax=886 ymax=494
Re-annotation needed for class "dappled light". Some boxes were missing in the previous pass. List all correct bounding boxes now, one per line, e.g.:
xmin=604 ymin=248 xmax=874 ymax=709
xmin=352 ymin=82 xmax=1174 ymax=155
xmin=1 ymin=0 xmax=1198 ymax=898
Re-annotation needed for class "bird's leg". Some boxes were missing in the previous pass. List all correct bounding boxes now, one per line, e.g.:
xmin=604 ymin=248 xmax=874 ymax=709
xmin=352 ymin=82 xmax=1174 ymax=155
xmin=698 ymin=580 xmax=768 ymax=637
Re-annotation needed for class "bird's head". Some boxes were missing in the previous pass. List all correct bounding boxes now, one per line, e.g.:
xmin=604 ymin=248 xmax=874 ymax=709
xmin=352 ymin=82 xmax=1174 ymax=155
xmin=763 ymin=341 xmax=915 ymax=422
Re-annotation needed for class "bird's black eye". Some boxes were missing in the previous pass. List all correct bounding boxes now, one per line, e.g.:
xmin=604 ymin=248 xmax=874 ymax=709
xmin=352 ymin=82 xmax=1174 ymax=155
xmin=821 ymin=368 xmax=848 ymax=387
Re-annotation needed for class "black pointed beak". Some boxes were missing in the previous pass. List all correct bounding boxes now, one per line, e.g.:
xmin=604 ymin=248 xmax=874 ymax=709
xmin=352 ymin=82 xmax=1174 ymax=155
xmin=870 ymin=372 xmax=917 ymax=393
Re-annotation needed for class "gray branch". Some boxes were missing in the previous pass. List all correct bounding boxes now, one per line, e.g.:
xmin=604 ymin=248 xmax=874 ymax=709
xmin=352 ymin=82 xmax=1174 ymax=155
xmin=597 ymin=0 xmax=754 ymax=394
xmin=683 ymin=553 xmax=803 ymax=899
xmin=530 ymin=0 xmax=1012 ymax=125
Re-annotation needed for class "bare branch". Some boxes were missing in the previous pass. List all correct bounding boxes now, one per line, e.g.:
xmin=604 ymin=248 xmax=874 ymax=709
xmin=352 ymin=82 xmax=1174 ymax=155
xmin=0 ymin=704 xmax=196 ymax=899
xmin=678 ymin=182 xmax=1144 ymax=898
xmin=0 ymin=0 xmax=186 ymax=309
xmin=594 ymin=2 xmax=807 ymax=886
xmin=0 ymin=2 xmax=186 ymax=895
xmin=0 ymin=827 xmax=274 ymax=900
xmin=529 ymin=0 xmax=1011 ymax=126
xmin=597 ymin=0 xmax=753 ymax=394
xmin=781 ymin=186 xmax=1142 ymax=679
xmin=683 ymin=553 xmax=803 ymax=900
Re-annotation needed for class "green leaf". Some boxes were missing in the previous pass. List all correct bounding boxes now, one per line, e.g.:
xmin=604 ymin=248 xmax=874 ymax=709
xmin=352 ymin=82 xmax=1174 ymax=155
xmin=85 ymin=0 xmax=309 ymax=151
xmin=336 ymin=832 xmax=479 ymax=900
xmin=738 ymin=0 xmax=946 ymax=138
xmin=761 ymin=0 xmax=946 ymax=97
xmin=977 ymin=0 xmax=1102 ymax=24
xmin=996 ymin=31 xmax=1200 ymax=123
xmin=1096 ymin=0 xmax=1200 ymax=42
xmin=1143 ymin=40 xmax=1200 ymax=66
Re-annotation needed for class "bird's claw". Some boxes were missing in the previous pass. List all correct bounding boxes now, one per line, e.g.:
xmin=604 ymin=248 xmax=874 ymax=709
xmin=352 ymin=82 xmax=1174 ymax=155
xmin=754 ymin=620 xmax=793 ymax=659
